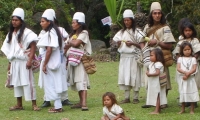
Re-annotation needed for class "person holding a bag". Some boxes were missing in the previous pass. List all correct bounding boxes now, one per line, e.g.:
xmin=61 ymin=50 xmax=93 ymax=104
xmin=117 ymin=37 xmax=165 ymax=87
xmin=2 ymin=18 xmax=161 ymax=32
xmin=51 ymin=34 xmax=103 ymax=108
xmin=113 ymin=9 xmax=143 ymax=104
xmin=37 ymin=9 xmax=67 ymax=113
xmin=140 ymin=2 xmax=176 ymax=108
xmin=65 ymin=12 xmax=92 ymax=111
xmin=1 ymin=8 xmax=40 ymax=111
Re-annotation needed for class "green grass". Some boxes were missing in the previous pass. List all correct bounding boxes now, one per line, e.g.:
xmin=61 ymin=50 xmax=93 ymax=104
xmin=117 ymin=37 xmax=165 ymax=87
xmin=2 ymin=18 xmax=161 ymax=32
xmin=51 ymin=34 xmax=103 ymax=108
xmin=0 ymin=57 xmax=200 ymax=120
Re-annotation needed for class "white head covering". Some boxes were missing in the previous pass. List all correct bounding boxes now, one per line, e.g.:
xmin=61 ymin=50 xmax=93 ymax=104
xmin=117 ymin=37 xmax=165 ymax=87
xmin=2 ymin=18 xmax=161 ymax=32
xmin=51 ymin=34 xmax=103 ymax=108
xmin=12 ymin=8 xmax=24 ymax=20
xmin=150 ymin=2 xmax=161 ymax=12
xmin=73 ymin=12 xmax=85 ymax=23
xmin=42 ymin=9 xmax=54 ymax=21
xmin=123 ymin=9 xmax=134 ymax=19
xmin=47 ymin=9 xmax=56 ymax=19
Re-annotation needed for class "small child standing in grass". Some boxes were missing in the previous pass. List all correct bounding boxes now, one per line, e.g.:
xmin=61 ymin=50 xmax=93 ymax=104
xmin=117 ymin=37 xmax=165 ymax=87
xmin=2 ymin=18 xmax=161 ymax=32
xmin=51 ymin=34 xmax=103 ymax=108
xmin=101 ymin=92 xmax=130 ymax=120
xmin=146 ymin=48 xmax=167 ymax=114
xmin=177 ymin=41 xmax=199 ymax=114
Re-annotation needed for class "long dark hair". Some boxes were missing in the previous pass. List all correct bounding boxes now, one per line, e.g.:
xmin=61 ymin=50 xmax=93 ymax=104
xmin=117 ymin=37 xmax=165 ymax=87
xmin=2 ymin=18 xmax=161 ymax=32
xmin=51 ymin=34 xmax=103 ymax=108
xmin=121 ymin=17 xmax=136 ymax=33
xmin=102 ymin=92 xmax=118 ymax=106
xmin=180 ymin=22 xmax=197 ymax=39
xmin=178 ymin=18 xmax=190 ymax=34
xmin=42 ymin=17 xmax=62 ymax=49
xmin=7 ymin=16 xmax=26 ymax=43
xmin=69 ymin=21 xmax=88 ymax=38
xmin=148 ymin=11 xmax=166 ymax=27
xmin=151 ymin=48 xmax=165 ymax=66
xmin=179 ymin=41 xmax=193 ymax=57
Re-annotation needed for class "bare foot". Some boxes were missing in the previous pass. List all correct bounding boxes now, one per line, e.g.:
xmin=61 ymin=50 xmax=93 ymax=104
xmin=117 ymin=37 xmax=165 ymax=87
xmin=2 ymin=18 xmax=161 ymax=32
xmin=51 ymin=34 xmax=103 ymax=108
xmin=178 ymin=111 xmax=185 ymax=114
xmin=150 ymin=112 xmax=159 ymax=114
xmin=190 ymin=111 xmax=194 ymax=114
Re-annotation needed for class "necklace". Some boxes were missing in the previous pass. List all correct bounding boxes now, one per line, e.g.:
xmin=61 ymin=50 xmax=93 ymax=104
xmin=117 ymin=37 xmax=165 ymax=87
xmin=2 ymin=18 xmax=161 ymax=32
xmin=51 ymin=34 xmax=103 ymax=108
xmin=182 ymin=57 xmax=192 ymax=70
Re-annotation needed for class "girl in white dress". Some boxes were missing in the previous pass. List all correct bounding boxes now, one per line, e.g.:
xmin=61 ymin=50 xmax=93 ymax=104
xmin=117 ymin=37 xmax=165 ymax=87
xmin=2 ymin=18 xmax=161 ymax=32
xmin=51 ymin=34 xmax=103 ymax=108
xmin=101 ymin=92 xmax=130 ymax=120
xmin=177 ymin=41 xmax=199 ymax=114
xmin=146 ymin=48 xmax=167 ymax=114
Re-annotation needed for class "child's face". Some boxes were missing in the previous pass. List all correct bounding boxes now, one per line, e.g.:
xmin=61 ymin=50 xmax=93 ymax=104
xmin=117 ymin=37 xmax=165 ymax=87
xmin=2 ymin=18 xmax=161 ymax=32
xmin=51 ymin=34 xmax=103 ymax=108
xmin=183 ymin=45 xmax=192 ymax=57
xmin=184 ymin=27 xmax=193 ymax=38
xmin=103 ymin=96 xmax=112 ymax=108
xmin=150 ymin=51 xmax=156 ymax=62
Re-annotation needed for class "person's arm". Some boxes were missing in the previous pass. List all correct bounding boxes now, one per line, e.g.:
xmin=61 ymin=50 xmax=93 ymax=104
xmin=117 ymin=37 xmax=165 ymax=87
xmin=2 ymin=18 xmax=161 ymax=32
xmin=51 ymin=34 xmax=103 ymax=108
xmin=26 ymin=41 xmax=36 ymax=69
xmin=158 ymin=42 xmax=173 ymax=50
xmin=42 ymin=47 xmax=52 ymax=74
xmin=194 ymin=52 xmax=200 ymax=59
xmin=186 ymin=64 xmax=197 ymax=77
xmin=69 ymin=39 xmax=84 ymax=48
xmin=177 ymin=63 xmax=185 ymax=74
xmin=113 ymin=113 xmax=122 ymax=120
xmin=125 ymin=41 xmax=141 ymax=49
xmin=146 ymin=68 xmax=160 ymax=77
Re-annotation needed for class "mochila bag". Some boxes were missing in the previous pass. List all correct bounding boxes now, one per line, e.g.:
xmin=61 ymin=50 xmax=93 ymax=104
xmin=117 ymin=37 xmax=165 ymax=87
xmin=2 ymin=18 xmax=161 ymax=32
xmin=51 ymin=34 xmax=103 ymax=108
xmin=68 ymin=47 xmax=84 ymax=66
xmin=81 ymin=54 xmax=97 ymax=74
xmin=159 ymin=72 xmax=167 ymax=87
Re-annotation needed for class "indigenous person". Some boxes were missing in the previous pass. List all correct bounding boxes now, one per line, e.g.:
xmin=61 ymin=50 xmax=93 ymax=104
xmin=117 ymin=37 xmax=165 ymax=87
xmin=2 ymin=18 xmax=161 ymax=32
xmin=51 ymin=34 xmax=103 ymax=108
xmin=173 ymin=22 xmax=200 ymax=108
xmin=113 ymin=9 xmax=143 ymax=104
xmin=66 ymin=12 xmax=92 ymax=111
xmin=37 ymin=9 xmax=67 ymax=113
xmin=146 ymin=48 xmax=167 ymax=114
xmin=1 ymin=8 xmax=40 ymax=111
xmin=176 ymin=42 xmax=199 ymax=114
xmin=140 ymin=2 xmax=176 ymax=108
xmin=101 ymin=92 xmax=130 ymax=120
xmin=40 ymin=9 xmax=72 ymax=108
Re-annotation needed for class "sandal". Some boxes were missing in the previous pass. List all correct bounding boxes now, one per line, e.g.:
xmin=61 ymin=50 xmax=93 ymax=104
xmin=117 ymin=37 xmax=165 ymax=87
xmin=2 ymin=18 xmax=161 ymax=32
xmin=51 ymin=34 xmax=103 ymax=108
xmin=81 ymin=106 xmax=89 ymax=111
xmin=9 ymin=105 xmax=24 ymax=111
xmin=48 ymin=108 xmax=63 ymax=113
xmin=32 ymin=105 xmax=41 ymax=111
xmin=71 ymin=103 xmax=81 ymax=109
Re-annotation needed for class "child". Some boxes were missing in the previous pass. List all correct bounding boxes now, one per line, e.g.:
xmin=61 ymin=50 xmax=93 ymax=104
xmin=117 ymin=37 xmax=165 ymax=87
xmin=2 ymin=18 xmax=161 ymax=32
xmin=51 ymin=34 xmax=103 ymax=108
xmin=101 ymin=92 xmax=130 ymax=120
xmin=146 ymin=48 xmax=167 ymax=114
xmin=177 ymin=41 xmax=199 ymax=114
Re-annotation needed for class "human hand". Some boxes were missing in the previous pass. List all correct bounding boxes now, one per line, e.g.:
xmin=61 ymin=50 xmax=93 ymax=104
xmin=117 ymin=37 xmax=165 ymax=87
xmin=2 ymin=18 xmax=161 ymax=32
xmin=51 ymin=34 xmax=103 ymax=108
xmin=182 ymin=75 xmax=188 ymax=80
xmin=146 ymin=71 xmax=150 ymax=76
xmin=26 ymin=60 xmax=32 ymax=69
xmin=117 ymin=41 xmax=122 ymax=46
xmin=43 ymin=64 xmax=47 ymax=74
xmin=125 ymin=41 xmax=133 ymax=47
xmin=148 ymin=39 xmax=157 ymax=47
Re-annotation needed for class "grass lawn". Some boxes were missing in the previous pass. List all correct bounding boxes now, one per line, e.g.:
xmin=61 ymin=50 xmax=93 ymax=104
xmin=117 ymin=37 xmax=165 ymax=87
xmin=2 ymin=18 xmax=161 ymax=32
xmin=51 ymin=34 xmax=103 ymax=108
xmin=0 ymin=56 xmax=200 ymax=120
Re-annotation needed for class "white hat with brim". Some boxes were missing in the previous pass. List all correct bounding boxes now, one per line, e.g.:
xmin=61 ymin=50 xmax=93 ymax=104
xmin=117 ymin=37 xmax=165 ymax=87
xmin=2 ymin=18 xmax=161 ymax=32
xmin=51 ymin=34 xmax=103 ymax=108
xmin=42 ymin=9 xmax=54 ymax=21
xmin=12 ymin=8 xmax=24 ymax=20
xmin=150 ymin=2 xmax=161 ymax=12
xmin=123 ymin=9 xmax=134 ymax=19
xmin=73 ymin=12 xmax=85 ymax=23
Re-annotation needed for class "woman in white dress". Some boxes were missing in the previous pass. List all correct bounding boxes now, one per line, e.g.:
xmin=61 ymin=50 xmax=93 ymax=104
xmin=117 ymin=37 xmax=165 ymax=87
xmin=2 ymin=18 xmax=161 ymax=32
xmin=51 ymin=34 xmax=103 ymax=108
xmin=1 ymin=8 xmax=40 ymax=111
xmin=37 ymin=9 xmax=67 ymax=113
xmin=66 ymin=12 xmax=92 ymax=111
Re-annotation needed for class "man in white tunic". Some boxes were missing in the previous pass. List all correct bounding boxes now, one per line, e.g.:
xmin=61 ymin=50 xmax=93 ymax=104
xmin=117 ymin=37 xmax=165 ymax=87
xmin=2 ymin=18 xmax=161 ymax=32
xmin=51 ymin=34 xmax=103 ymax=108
xmin=113 ymin=9 xmax=143 ymax=104
xmin=1 ymin=8 xmax=40 ymax=111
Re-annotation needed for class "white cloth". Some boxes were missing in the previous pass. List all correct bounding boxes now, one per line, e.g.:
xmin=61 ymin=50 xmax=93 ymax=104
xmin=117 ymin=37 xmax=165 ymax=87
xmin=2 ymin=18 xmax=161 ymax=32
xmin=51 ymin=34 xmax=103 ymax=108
xmin=103 ymin=104 xmax=123 ymax=120
xmin=146 ymin=62 xmax=167 ymax=106
xmin=73 ymin=12 xmax=85 ymax=23
xmin=177 ymin=57 xmax=199 ymax=102
xmin=12 ymin=8 xmax=24 ymax=20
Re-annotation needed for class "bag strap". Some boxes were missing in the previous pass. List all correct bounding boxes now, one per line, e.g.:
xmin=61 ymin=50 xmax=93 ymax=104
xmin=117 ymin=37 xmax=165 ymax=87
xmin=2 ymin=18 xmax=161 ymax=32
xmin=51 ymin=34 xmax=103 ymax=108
xmin=147 ymin=24 xmax=167 ymax=37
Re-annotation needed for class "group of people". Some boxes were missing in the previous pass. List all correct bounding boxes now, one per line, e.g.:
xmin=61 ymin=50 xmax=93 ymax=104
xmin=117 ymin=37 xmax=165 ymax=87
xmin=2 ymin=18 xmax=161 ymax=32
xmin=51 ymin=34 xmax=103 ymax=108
xmin=1 ymin=7 xmax=91 ymax=113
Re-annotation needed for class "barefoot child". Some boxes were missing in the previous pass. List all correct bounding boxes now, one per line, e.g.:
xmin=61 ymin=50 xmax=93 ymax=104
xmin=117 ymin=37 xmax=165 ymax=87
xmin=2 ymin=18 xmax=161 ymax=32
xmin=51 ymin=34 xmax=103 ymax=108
xmin=146 ymin=48 xmax=167 ymax=114
xmin=177 ymin=41 xmax=199 ymax=114
xmin=101 ymin=92 xmax=130 ymax=120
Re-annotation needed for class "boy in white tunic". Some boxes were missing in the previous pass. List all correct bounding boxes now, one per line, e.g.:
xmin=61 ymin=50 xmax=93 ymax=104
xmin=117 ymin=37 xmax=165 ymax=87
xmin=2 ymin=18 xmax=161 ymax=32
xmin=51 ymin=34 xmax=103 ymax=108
xmin=113 ymin=9 xmax=143 ymax=104
xmin=1 ymin=8 xmax=40 ymax=111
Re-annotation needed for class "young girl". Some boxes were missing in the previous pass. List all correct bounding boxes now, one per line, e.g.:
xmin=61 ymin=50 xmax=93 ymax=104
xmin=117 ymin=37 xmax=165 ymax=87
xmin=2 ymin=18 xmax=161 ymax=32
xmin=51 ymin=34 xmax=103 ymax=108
xmin=177 ymin=42 xmax=199 ymax=114
xmin=101 ymin=92 xmax=130 ymax=120
xmin=146 ymin=48 xmax=167 ymax=114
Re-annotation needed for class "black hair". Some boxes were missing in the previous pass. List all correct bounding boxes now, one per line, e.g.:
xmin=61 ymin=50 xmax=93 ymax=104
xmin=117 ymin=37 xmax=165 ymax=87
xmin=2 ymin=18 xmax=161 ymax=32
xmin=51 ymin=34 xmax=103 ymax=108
xmin=7 ymin=16 xmax=26 ymax=43
xmin=69 ymin=20 xmax=88 ymax=38
xmin=121 ymin=17 xmax=136 ymax=33
xmin=42 ymin=17 xmax=62 ymax=49
xmin=148 ymin=11 xmax=166 ymax=27
xmin=179 ymin=41 xmax=193 ymax=57
xmin=54 ymin=18 xmax=59 ymax=26
xmin=180 ymin=22 xmax=197 ymax=39
xmin=151 ymin=48 xmax=165 ymax=66
xmin=102 ymin=92 xmax=118 ymax=106
xmin=178 ymin=18 xmax=190 ymax=34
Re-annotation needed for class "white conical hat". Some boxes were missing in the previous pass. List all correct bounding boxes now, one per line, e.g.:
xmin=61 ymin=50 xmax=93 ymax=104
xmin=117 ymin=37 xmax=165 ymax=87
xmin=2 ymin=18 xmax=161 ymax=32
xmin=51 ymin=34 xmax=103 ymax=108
xmin=150 ymin=2 xmax=161 ymax=12
xmin=123 ymin=9 xmax=134 ymax=19
xmin=46 ymin=9 xmax=56 ymax=19
xmin=12 ymin=8 xmax=24 ymax=20
xmin=42 ymin=9 xmax=54 ymax=21
xmin=73 ymin=12 xmax=85 ymax=23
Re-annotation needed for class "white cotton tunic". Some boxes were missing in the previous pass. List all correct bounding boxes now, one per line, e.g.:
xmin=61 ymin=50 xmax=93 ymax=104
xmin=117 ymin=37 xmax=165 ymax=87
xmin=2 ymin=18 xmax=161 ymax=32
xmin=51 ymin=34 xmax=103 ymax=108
xmin=113 ymin=28 xmax=143 ymax=90
xmin=146 ymin=62 xmax=167 ymax=106
xmin=67 ymin=30 xmax=92 ymax=91
xmin=1 ymin=28 xmax=38 ymax=101
xmin=103 ymin=104 xmax=123 ymax=120
xmin=37 ymin=28 xmax=67 ymax=101
xmin=177 ymin=57 xmax=199 ymax=102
